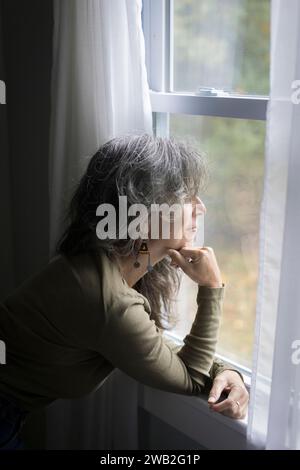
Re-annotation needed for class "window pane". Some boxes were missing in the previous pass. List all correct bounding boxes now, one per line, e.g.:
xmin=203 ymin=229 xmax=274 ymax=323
xmin=169 ymin=114 xmax=265 ymax=368
xmin=173 ymin=0 xmax=270 ymax=95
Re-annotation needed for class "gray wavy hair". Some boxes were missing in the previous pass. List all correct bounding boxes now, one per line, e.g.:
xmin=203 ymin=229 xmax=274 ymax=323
xmin=56 ymin=133 xmax=209 ymax=330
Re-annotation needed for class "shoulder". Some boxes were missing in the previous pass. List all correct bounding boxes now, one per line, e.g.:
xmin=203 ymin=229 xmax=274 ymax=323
xmin=66 ymin=247 xmax=151 ymax=319
xmin=2 ymin=253 xmax=101 ymax=348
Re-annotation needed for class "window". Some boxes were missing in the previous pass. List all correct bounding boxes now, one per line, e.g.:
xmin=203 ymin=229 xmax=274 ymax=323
xmin=142 ymin=0 xmax=270 ymax=370
xmin=173 ymin=0 xmax=270 ymax=95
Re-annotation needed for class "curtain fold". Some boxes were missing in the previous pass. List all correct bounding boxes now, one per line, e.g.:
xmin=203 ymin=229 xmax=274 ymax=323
xmin=49 ymin=0 xmax=152 ymax=256
xmin=247 ymin=0 xmax=300 ymax=450
xmin=47 ymin=0 xmax=152 ymax=449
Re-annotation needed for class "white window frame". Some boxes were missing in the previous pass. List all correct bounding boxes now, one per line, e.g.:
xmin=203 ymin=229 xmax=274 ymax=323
xmin=142 ymin=0 xmax=268 ymax=120
xmin=140 ymin=0 xmax=269 ymax=448
xmin=142 ymin=0 xmax=268 ymax=381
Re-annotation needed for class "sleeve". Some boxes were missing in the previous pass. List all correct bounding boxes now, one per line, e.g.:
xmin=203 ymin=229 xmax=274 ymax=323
xmin=161 ymin=330 xmax=245 ymax=386
xmin=96 ymin=283 xmax=226 ymax=396
xmin=208 ymin=356 xmax=245 ymax=384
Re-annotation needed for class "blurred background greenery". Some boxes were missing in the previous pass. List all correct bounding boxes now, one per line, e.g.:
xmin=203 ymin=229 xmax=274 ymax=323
xmin=168 ymin=0 xmax=270 ymax=368
xmin=173 ymin=0 xmax=270 ymax=94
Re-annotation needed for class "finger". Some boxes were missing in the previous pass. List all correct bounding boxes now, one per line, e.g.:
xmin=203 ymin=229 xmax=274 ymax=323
xmin=218 ymin=406 xmax=246 ymax=420
xmin=178 ymin=248 xmax=205 ymax=264
xmin=211 ymin=386 xmax=246 ymax=413
xmin=178 ymin=247 xmax=203 ymax=258
xmin=216 ymin=397 xmax=248 ymax=420
xmin=221 ymin=385 xmax=231 ymax=396
xmin=210 ymin=396 xmax=240 ymax=414
xmin=212 ymin=385 xmax=243 ymax=410
xmin=180 ymin=246 xmax=212 ymax=254
xmin=166 ymin=249 xmax=188 ymax=269
xmin=207 ymin=377 xmax=226 ymax=404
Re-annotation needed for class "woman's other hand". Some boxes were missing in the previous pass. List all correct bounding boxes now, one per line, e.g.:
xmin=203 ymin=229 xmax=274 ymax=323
xmin=167 ymin=246 xmax=223 ymax=288
xmin=208 ymin=370 xmax=249 ymax=419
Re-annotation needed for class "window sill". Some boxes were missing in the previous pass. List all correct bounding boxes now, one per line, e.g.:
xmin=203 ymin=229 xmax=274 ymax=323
xmin=137 ymin=331 xmax=253 ymax=449
xmin=177 ymin=391 xmax=248 ymax=435
xmin=138 ymin=383 xmax=249 ymax=449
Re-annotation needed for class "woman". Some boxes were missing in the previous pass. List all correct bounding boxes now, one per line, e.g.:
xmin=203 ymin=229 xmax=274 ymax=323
xmin=0 ymin=134 xmax=249 ymax=449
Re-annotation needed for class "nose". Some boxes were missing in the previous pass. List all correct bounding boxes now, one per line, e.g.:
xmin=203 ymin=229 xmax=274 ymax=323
xmin=194 ymin=196 xmax=207 ymax=215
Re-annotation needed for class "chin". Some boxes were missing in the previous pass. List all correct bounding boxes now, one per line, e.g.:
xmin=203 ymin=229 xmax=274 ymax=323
xmin=169 ymin=238 xmax=186 ymax=250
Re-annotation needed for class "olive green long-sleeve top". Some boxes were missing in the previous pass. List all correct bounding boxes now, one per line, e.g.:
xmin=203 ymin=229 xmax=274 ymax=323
xmin=0 ymin=247 xmax=243 ymax=412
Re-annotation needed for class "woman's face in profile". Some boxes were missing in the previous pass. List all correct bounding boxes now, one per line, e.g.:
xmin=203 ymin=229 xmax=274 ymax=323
xmin=154 ymin=195 xmax=206 ymax=250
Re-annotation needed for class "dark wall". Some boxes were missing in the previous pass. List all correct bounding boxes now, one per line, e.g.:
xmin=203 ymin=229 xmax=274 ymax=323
xmin=138 ymin=408 xmax=206 ymax=450
xmin=0 ymin=0 xmax=53 ymax=449
xmin=1 ymin=0 xmax=53 ymax=288
xmin=0 ymin=0 xmax=14 ymax=298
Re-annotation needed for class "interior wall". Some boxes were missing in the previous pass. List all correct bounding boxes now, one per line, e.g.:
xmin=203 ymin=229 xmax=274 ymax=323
xmin=0 ymin=0 xmax=14 ymax=299
xmin=1 ymin=0 xmax=53 ymax=289
xmin=138 ymin=408 xmax=207 ymax=450
xmin=1 ymin=0 xmax=53 ymax=449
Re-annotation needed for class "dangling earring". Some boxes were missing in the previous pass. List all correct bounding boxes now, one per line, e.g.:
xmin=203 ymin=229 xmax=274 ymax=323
xmin=133 ymin=243 xmax=141 ymax=268
xmin=133 ymin=240 xmax=153 ymax=272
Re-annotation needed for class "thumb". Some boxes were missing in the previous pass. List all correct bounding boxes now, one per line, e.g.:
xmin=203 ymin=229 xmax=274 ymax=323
xmin=208 ymin=378 xmax=225 ymax=404
xmin=167 ymin=249 xmax=186 ymax=269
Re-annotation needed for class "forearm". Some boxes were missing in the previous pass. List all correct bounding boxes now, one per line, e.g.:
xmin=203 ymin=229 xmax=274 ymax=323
xmin=176 ymin=283 xmax=225 ymax=391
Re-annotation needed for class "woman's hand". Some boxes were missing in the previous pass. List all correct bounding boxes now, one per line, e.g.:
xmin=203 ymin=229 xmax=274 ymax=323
xmin=167 ymin=246 xmax=223 ymax=288
xmin=208 ymin=370 xmax=249 ymax=419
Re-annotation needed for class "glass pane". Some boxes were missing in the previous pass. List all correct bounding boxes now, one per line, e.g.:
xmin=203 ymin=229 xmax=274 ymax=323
xmin=173 ymin=0 xmax=270 ymax=95
xmin=169 ymin=114 xmax=265 ymax=368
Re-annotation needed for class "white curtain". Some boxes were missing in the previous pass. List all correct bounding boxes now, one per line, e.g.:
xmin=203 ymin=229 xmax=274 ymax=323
xmin=247 ymin=0 xmax=300 ymax=450
xmin=49 ymin=0 xmax=152 ymax=256
xmin=47 ymin=0 xmax=152 ymax=449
